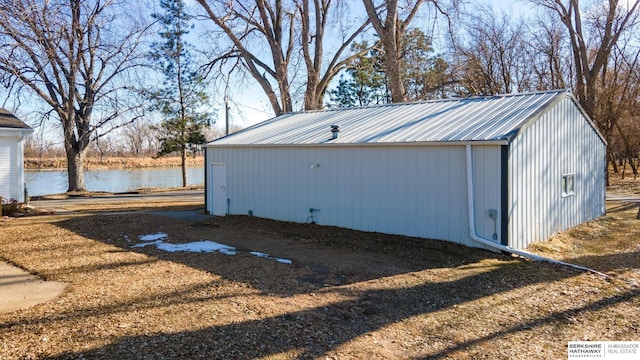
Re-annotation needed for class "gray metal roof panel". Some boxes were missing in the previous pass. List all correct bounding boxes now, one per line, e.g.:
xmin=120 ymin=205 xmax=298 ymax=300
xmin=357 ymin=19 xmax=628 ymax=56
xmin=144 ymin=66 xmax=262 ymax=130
xmin=208 ymin=90 xmax=571 ymax=146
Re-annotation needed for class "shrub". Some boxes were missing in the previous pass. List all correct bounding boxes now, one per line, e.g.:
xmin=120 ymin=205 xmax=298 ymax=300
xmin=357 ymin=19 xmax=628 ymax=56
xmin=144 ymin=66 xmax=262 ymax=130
xmin=1 ymin=199 xmax=21 ymax=217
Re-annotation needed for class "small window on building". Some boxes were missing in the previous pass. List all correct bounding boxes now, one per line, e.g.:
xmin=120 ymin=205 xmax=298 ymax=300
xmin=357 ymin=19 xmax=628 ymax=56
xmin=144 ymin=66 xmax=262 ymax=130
xmin=562 ymin=174 xmax=575 ymax=197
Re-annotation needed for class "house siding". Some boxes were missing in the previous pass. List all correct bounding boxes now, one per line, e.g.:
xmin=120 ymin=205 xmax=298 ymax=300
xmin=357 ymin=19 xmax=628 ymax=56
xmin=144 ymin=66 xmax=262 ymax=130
xmin=1 ymin=112 xmax=32 ymax=203
xmin=508 ymin=97 xmax=606 ymax=249
xmin=207 ymin=144 xmax=502 ymax=248
xmin=0 ymin=137 xmax=15 ymax=201
xmin=0 ymin=135 xmax=26 ymax=202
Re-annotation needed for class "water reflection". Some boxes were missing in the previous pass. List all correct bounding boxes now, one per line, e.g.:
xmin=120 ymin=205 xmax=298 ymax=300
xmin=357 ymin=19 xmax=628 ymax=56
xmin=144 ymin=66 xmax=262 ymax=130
xmin=25 ymin=167 xmax=204 ymax=196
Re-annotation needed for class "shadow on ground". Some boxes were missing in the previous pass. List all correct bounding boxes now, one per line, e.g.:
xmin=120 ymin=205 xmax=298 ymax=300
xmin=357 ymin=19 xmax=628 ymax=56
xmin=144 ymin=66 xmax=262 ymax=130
xmin=54 ymin=213 xmax=518 ymax=295
xmin=44 ymin=211 xmax=634 ymax=359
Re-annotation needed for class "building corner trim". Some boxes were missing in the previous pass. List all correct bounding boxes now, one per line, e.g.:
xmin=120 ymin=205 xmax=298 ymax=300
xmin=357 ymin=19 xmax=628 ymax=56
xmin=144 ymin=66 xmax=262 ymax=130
xmin=500 ymin=145 xmax=509 ymax=246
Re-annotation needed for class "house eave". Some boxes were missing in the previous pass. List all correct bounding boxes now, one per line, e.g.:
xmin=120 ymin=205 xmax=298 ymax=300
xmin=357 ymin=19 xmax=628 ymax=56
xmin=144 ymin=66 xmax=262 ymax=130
xmin=204 ymin=140 xmax=509 ymax=149
xmin=0 ymin=127 xmax=34 ymax=139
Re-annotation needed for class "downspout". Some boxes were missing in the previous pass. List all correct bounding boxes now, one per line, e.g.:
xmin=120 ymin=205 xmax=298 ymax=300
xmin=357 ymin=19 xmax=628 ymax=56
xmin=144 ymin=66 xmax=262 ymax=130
xmin=465 ymin=145 xmax=607 ymax=278
xmin=204 ymin=147 xmax=208 ymax=213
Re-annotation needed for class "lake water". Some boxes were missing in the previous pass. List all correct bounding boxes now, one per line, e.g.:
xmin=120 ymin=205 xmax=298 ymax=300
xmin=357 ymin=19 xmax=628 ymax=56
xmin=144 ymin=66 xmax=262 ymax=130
xmin=25 ymin=167 xmax=205 ymax=196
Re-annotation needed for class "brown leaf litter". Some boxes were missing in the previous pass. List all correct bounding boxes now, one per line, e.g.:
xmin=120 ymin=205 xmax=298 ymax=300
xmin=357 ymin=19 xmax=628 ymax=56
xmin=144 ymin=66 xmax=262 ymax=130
xmin=0 ymin=200 xmax=638 ymax=359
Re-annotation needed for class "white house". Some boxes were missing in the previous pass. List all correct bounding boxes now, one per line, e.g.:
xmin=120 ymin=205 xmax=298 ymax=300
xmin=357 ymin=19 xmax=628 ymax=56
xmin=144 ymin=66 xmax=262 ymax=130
xmin=0 ymin=109 xmax=33 ymax=203
xmin=204 ymin=90 xmax=606 ymax=250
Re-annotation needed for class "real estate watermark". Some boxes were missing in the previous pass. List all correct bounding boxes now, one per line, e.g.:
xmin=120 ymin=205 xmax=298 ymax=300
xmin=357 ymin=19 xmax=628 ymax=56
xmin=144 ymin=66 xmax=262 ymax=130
xmin=568 ymin=341 xmax=640 ymax=359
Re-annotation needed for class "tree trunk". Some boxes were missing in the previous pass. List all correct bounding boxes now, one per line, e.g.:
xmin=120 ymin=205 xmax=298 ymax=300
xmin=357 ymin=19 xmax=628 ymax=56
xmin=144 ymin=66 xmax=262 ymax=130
xmin=609 ymin=151 xmax=618 ymax=173
xmin=606 ymin=150 xmax=616 ymax=187
xmin=384 ymin=51 xmax=407 ymax=102
xmin=66 ymin=147 xmax=87 ymax=192
xmin=303 ymin=80 xmax=322 ymax=111
xmin=181 ymin=145 xmax=187 ymax=188
xmin=373 ymin=15 xmax=407 ymax=103
xmin=629 ymin=155 xmax=637 ymax=176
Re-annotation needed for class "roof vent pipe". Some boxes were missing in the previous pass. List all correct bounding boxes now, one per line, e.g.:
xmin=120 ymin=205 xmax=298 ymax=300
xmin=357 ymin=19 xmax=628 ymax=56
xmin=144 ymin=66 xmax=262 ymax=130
xmin=330 ymin=125 xmax=339 ymax=140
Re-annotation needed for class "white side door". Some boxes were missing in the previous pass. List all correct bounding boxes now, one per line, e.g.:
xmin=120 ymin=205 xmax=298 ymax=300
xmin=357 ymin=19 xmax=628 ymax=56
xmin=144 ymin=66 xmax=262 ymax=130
xmin=210 ymin=163 xmax=227 ymax=216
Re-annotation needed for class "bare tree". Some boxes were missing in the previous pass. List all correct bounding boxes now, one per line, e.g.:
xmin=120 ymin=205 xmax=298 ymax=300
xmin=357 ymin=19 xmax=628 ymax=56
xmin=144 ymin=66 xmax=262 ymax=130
xmin=122 ymin=120 xmax=160 ymax=156
xmin=526 ymin=16 xmax=570 ymax=90
xmin=195 ymin=0 xmax=297 ymax=116
xmin=23 ymin=134 xmax=61 ymax=159
xmin=298 ymin=0 xmax=370 ymax=110
xmin=597 ymin=40 xmax=640 ymax=178
xmin=194 ymin=0 xmax=368 ymax=115
xmin=529 ymin=0 xmax=640 ymax=184
xmin=450 ymin=6 xmax=532 ymax=95
xmin=530 ymin=0 xmax=640 ymax=120
xmin=0 ymin=0 xmax=150 ymax=192
xmin=361 ymin=0 xmax=457 ymax=102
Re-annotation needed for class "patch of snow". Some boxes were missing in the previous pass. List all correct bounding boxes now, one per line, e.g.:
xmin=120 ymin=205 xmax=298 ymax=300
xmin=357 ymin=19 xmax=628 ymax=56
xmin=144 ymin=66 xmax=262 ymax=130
xmin=139 ymin=232 xmax=168 ymax=241
xmin=156 ymin=241 xmax=236 ymax=255
xmin=249 ymin=251 xmax=292 ymax=264
xmin=129 ymin=235 xmax=291 ymax=264
xmin=131 ymin=240 xmax=164 ymax=248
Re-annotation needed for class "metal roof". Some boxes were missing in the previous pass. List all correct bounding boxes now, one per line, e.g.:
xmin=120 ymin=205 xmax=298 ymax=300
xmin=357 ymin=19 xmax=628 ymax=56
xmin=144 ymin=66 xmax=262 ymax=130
xmin=0 ymin=108 xmax=32 ymax=130
xmin=208 ymin=89 xmax=593 ymax=146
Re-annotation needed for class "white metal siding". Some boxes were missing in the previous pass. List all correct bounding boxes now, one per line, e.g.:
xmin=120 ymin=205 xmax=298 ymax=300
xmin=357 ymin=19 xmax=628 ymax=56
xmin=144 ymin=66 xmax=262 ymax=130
xmin=16 ymin=137 xmax=25 ymax=202
xmin=508 ymin=97 xmax=606 ymax=249
xmin=471 ymin=146 xmax=503 ymax=244
xmin=207 ymin=145 xmax=502 ymax=247
xmin=0 ymin=137 xmax=17 ymax=202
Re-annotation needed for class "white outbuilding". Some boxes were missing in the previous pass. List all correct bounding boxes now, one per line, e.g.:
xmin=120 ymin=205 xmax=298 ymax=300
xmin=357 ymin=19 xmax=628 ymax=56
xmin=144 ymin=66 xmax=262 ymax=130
xmin=204 ymin=90 xmax=606 ymax=250
xmin=0 ymin=109 xmax=33 ymax=203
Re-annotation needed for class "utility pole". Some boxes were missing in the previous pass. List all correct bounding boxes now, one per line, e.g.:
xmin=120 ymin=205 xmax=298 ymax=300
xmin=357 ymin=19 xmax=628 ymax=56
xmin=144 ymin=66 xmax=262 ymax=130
xmin=224 ymin=95 xmax=230 ymax=136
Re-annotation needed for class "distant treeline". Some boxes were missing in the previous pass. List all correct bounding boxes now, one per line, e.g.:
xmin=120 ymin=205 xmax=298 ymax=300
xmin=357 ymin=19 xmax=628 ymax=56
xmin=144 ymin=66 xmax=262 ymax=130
xmin=25 ymin=156 xmax=204 ymax=170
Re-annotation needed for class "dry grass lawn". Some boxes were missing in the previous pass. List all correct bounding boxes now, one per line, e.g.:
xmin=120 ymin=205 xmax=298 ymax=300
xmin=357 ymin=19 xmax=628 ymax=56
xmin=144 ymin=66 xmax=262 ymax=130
xmin=0 ymin=195 xmax=639 ymax=359
xmin=605 ymin=166 xmax=640 ymax=195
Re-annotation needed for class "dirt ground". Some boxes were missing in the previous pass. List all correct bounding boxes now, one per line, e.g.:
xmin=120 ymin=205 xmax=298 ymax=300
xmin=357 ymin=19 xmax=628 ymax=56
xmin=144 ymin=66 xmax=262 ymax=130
xmin=0 ymin=195 xmax=639 ymax=359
